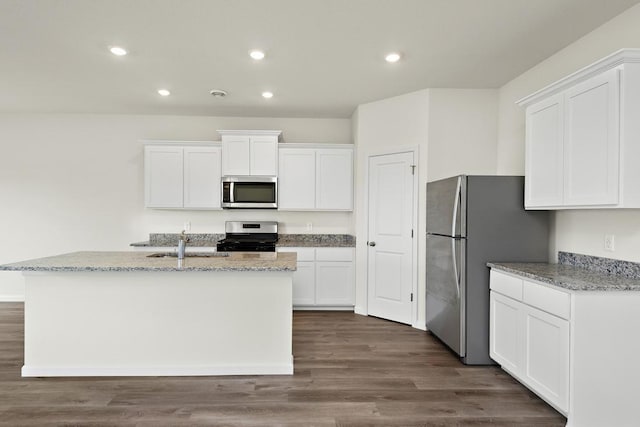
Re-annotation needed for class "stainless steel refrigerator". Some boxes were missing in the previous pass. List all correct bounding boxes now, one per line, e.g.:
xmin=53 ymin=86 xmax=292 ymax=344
xmin=426 ymin=175 xmax=549 ymax=365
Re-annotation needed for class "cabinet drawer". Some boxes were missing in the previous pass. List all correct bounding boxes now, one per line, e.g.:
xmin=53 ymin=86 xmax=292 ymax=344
xmin=490 ymin=270 xmax=523 ymax=301
xmin=315 ymin=248 xmax=354 ymax=262
xmin=277 ymin=247 xmax=315 ymax=261
xmin=523 ymin=280 xmax=571 ymax=320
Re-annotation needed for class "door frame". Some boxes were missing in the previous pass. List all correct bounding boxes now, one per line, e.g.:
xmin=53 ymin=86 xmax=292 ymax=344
xmin=364 ymin=145 xmax=420 ymax=328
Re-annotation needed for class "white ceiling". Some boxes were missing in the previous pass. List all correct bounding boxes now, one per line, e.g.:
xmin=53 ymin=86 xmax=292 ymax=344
xmin=1 ymin=0 xmax=639 ymax=118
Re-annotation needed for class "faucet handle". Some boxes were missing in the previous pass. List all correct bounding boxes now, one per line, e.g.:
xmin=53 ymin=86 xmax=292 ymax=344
xmin=180 ymin=230 xmax=190 ymax=243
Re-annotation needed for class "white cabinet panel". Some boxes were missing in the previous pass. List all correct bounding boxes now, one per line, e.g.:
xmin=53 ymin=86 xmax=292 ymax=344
xmin=292 ymin=262 xmax=315 ymax=306
xmin=316 ymin=149 xmax=353 ymax=210
xmin=277 ymin=246 xmax=354 ymax=308
xmin=315 ymin=261 xmax=354 ymax=305
xmin=490 ymin=292 xmax=522 ymax=375
xmin=250 ymin=136 xmax=278 ymax=176
xmin=522 ymin=304 xmax=570 ymax=413
xmin=278 ymin=148 xmax=316 ymax=209
xmin=222 ymin=135 xmax=250 ymax=176
xmin=219 ymin=131 xmax=280 ymax=176
xmin=278 ymin=145 xmax=354 ymax=212
xmin=525 ymin=95 xmax=564 ymax=208
xmin=563 ymin=69 xmax=619 ymax=206
xmin=184 ymin=147 xmax=221 ymax=209
xmin=144 ymin=146 xmax=184 ymax=208
xmin=519 ymin=52 xmax=639 ymax=209
xmin=144 ymin=143 xmax=222 ymax=210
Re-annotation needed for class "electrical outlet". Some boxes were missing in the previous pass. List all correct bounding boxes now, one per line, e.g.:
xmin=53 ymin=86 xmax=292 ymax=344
xmin=604 ymin=234 xmax=615 ymax=252
xmin=306 ymin=222 xmax=313 ymax=231
xmin=183 ymin=221 xmax=191 ymax=232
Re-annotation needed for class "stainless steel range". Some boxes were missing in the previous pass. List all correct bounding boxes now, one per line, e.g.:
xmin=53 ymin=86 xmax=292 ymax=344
xmin=216 ymin=221 xmax=278 ymax=252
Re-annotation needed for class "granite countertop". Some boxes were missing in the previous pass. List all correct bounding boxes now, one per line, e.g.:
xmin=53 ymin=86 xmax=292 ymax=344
xmin=131 ymin=233 xmax=356 ymax=248
xmin=488 ymin=262 xmax=640 ymax=291
xmin=0 ymin=251 xmax=297 ymax=272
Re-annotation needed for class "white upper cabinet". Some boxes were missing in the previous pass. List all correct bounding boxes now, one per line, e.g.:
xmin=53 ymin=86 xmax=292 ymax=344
xmin=278 ymin=144 xmax=354 ymax=211
xmin=278 ymin=148 xmax=316 ymax=209
xmin=219 ymin=130 xmax=281 ymax=176
xmin=316 ymin=148 xmax=353 ymax=210
xmin=519 ymin=49 xmax=640 ymax=209
xmin=183 ymin=147 xmax=222 ymax=209
xmin=145 ymin=146 xmax=184 ymax=208
xmin=144 ymin=142 xmax=221 ymax=210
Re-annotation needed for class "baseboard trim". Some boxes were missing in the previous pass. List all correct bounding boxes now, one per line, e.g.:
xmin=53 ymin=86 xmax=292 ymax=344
xmin=0 ymin=295 xmax=25 ymax=302
xmin=22 ymin=357 xmax=294 ymax=377
xmin=293 ymin=306 xmax=354 ymax=311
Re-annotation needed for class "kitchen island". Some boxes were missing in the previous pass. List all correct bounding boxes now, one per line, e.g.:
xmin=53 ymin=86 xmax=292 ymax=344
xmin=0 ymin=251 xmax=296 ymax=377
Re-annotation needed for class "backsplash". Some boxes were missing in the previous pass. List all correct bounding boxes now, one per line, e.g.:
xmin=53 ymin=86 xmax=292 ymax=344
xmin=559 ymin=251 xmax=640 ymax=280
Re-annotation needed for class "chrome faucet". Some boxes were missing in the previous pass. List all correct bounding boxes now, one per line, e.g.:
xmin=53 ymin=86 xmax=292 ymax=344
xmin=177 ymin=230 xmax=190 ymax=260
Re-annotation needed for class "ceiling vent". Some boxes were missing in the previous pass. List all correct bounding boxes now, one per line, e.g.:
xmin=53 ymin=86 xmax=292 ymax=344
xmin=210 ymin=89 xmax=227 ymax=98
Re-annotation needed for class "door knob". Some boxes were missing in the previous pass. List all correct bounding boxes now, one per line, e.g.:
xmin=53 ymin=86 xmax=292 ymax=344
xmin=368 ymin=241 xmax=376 ymax=247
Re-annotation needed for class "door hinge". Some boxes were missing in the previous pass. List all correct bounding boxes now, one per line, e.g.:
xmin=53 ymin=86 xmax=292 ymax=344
xmin=410 ymin=292 xmax=414 ymax=302
xmin=410 ymin=164 xmax=416 ymax=175
xmin=411 ymin=229 xmax=414 ymax=238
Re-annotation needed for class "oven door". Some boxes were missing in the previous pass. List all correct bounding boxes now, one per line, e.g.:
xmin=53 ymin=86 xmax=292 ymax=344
xmin=222 ymin=176 xmax=277 ymax=209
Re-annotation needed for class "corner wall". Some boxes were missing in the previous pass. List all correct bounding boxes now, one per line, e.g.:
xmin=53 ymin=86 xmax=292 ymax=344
xmin=496 ymin=3 xmax=640 ymax=262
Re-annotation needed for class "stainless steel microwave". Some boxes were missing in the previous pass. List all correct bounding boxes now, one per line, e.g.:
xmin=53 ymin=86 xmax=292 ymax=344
xmin=221 ymin=176 xmax=278 ymax=209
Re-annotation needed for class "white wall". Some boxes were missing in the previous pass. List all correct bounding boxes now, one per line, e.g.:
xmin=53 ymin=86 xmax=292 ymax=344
xmin=496 ymin=3 xmax=640 ymax=262
xmin=0 ymin=113 xmax=352 ymax=300
xmin=353 ymin=88 xmax=498 ymax=329
xmin=427 ymin=89 xmax=498 ymax=182
xmin=352 ymin=90 xmax=430 ymax=328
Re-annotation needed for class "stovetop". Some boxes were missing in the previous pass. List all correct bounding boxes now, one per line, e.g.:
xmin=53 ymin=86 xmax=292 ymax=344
xmin=217 ymin=221 xmax=279 ymax=252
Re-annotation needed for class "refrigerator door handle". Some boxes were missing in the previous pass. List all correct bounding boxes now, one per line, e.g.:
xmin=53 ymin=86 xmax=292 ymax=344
xmin=451 ymin=238 xmax=460 ymax=297
xmin=451 ymin=176 xmax=461 ymax=237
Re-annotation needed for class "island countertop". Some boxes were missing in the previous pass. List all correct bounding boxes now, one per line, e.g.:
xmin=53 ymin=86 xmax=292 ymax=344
xmin=0 ymin=251 xmax=297 ymax=272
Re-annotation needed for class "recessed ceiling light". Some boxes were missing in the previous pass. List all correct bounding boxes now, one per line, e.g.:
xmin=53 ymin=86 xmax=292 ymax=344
xmin=249 ymin=50 xmax=265 ymax=60
xmin=385 ymin=52 xmax=401 ymax=63
xmin=262 ymin=91 xmax=274 ymax=99
xmin=157 ymin=89 xmax=171 ymax=97
xmin=109 ymin=46 xmax=128 ymax=56
xmin=210 ymin=89 xmax=227 ymax=98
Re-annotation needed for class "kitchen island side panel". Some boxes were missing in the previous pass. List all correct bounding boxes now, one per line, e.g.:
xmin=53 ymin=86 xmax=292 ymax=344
xmin=22 ymin=271 xmax=293 ymax=376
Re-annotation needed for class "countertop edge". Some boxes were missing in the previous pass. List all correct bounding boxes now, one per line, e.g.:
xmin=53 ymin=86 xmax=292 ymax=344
xmin=488 ymin=262 xmax=640 ymax=292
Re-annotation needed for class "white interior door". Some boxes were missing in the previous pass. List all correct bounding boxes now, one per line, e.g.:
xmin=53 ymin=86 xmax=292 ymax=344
xmin=367 ymin=151 xmax=415 ymax=324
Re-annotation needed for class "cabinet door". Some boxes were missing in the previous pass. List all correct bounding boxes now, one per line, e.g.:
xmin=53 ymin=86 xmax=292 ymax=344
xmin=490 ymin=291 xmax=523 ymax=375
xmin=292 ymin=262 xmax=316 ymax=305
xmin=563 ymin=68 xmax=620 ymax=206
xmin=250 ymin=136 xmax=278 ymax=176
xmin=316 ymin=149 xmax=353 ymax=210
xmin=278 ymin=148 xmax=316 ymax=209
xmin=222 ymin=135 xmax=250 ymax=175
xmin=144 ymin=146 xmax=184 ymax=208
xmin=525 ymin=95 xmax=564 ymax=208
xmin=315 ymin=261 xmax=354 ymax=305
xmin=183 ymin=147 xmax=221 ymax=209
xmin=522 ymin=303 xmax=570 ymax=413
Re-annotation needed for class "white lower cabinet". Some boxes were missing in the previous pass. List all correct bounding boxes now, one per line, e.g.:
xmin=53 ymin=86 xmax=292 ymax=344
xmin=490 ymin=270 xmax=569 ymax=414
xmin=278 ymin=247 xmax=354 ymax=309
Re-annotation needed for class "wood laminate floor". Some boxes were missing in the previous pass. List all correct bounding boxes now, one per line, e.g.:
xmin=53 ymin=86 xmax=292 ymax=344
xmin=0 ymin=303 xmax=566 ymax=426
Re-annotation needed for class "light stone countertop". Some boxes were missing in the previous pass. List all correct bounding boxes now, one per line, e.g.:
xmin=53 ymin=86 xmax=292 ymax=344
xmin=488 ymin=262 xmax=640 ymax=291
xmin=130 ymin=233 xmax=355 ymax=248
xmin=0 ymin=251 xmax=297 ymax=272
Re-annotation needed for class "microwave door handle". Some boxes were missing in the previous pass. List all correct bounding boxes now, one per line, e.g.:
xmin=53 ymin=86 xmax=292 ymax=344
xmin=229 ymin=182 xmax=234 ymax=203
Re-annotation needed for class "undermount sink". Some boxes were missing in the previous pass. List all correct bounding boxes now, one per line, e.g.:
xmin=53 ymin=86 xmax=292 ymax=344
xmin=146 ymin=252 xmax=230 ymax=258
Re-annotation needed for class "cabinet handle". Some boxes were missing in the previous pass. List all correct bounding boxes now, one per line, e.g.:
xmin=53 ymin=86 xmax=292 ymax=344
xmin=368 ymin=241 xmax=376 ymax=247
